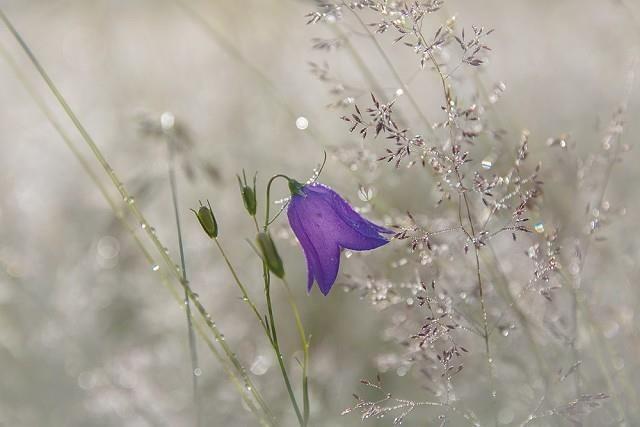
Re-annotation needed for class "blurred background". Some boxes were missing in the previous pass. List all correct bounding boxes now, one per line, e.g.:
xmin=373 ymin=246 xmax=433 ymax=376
xmin=0 ymin=0 xmax=639 ymax=426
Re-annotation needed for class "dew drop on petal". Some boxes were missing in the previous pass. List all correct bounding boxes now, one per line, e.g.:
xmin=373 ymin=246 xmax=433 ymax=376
xmin=533 ymin=222 xmax=544 ymax=233
xmin=481 ymin=158 xmax=492 ymax=169
xmin=295 ymin=116 xmax=309 ymax=130
xmin=152 ymin=264 xmax=160 ymax=271
xmin=395 ymin=88 xmax=404 ymax=96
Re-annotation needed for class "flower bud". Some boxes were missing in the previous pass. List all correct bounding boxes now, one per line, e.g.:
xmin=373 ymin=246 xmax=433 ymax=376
xmin=287 ymin=178 xmax=304 ymax=196
xmin=237 ymin=170 xmax=257 ymax=216
xmin=191 ymin=202 xmax=218 ymax=238
xmin=257 ymin=232 xmax=284 ymax=278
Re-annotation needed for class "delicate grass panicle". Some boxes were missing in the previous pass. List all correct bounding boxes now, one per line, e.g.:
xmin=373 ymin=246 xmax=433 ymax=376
xmin=306 ymin=1 xmax=637 ymax=426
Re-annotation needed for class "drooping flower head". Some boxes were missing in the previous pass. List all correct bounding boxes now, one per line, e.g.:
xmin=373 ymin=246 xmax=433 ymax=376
xmin=286 ymin=180 xmax=392 ymax=295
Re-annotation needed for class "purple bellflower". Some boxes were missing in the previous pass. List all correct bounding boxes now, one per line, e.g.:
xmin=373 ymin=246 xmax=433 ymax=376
xmin=286 ymin=181 xmax=392 ymax=295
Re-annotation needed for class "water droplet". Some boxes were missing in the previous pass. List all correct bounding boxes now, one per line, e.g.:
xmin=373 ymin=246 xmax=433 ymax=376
xmin=481 ymin=158 xmax=492 ymax=169
xmin=126 ymin=196 xmax=135 ymax=205
xmin=295 ymin=116 xmax=309 ymax=130
xmin=152 ymin=264 xmax=160 ymax=271
xmin=395 ymin=88 xmax=404 ymax=96
xmin=250 ymin=355 xmax=270 ymax=376
xmin=97 ymin=236 xmax=120 ymax=259
xmin=570 ymin=262 xmax=580 ymax=275
xmin=140 ymin=222 xmax=147 ymax=229
xmin=501 ymin=329 xmax=509 ymax=337
xmin=533 ymin=222 xmax=544 ymax=233
xmin=193 ymin=367 xmax=202 ymax=376
xmin=612 ymin=357 xmax=625 ymax=370
xmin=160 ymin=112 xmax=175 ymax=131
xmin=344 ymin=250 xmax=353 ymax=259
xmin=498 ymin=407 xmax=514 ymax=424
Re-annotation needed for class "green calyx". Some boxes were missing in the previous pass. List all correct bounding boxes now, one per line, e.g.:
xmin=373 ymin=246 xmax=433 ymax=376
xmin=237 ymin=169 xmax=257 ymax=216
xmin=257 ymin=232 xmax=285 ymax=278
xmin=191 ymin=201 xmax=218 ymax=239
xmin=287 ymin=178 xmax=305 ymax=196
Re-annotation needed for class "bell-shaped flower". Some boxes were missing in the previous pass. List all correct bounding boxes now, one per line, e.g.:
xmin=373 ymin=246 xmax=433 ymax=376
xmin=287 ymin=182 xmax=392 ymax=295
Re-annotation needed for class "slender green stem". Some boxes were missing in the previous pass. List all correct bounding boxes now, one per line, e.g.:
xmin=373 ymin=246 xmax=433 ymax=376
xmin=264 ymin=265 xmax=304 ymax=426
xmin=166 ymin=135 xmax=201 ymax=426
xmin=282 ymin=278 xmax=310 ymax=425
xmin=265 ymin=174 xmax=291 ymax=231
xmin=217 ymin=224 xmax=306 ymax=424
xmin=262 ymin=176 xmax=310 ymax=426
xmin=212 ymin=238 xmax=270 ymax=337
xmin=262 ymin=175 xmax=306 ymax=425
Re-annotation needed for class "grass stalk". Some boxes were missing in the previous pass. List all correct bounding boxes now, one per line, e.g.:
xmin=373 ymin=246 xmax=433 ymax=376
xmin=0 ymin=39 xmax=272 ymax=425
xmin=0 ymin=9 xmax=275 ymax=424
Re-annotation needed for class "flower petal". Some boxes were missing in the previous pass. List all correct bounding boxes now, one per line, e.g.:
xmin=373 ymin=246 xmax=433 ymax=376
xmin=288 ymin=196 xmax=340 ymax=295
xmin=287 ymin=183 xmax=392 ymax=296
xmin=302 ymin=185 xmax=390 ymax=250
